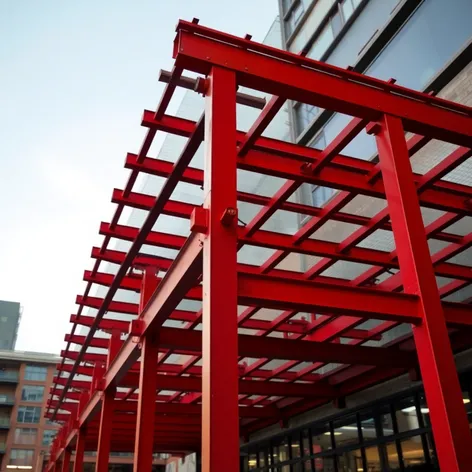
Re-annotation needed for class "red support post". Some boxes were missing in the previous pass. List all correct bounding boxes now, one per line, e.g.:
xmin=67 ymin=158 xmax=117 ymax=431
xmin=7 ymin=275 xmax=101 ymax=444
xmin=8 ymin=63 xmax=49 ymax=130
xmin=96 ymin=332 xmax=120 ymax=472
xmin=61 ymin=448 xmax=71 ymax=472
xmin=95 ymin=387 xmax=115 ymax=472
xmin=73 ymin=428 xmax=86 ymax=472
xmin=201 ymin=66 xmax=239 ymax=472
xmin=133 ymin=268 xmax=160 ymax=472
xmin=132 ymin=335 xmax=159 ymax=471
xmin=374 ymin=114 xmax=472 ymax=471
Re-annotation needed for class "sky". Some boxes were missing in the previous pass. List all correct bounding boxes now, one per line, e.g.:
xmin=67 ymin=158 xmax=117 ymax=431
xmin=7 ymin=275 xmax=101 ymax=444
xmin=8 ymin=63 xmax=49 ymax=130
xmin=0 ymin=1 xmax=278 ymax=354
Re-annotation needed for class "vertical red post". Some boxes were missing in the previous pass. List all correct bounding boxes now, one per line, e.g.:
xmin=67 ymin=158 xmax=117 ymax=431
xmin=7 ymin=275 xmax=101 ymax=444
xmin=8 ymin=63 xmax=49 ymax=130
xmin=201 ymin=66 xmax=239 ymax=472
xmin=374 ymin=114 xmax=472 ymax=470
xmin=96 ymin=332 xmax=120 ymax=472
xmin=73 ymin=391 xmax=88 ymax=472
xmin=72 ymin=428 xmax=86 ymax=472
xmin=95 ymin=387 xmax=115 ymax=472
xmin=133 ymin=267 xmax=160 ymax=472
xmin=133 ymin=335 xmax=159 ymax=471
xmin=61 ymin=448 xmax=71 ymax=472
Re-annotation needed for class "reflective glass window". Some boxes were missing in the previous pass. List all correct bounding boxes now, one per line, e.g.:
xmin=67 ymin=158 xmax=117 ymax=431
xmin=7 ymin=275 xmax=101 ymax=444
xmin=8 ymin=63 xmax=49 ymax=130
xmin=332 ymin=415 xmax=360 ymax=448
xmin=17 ymin=406 xmax=41 ymax=424
xmin=308 ymin=24 xmax=334 ymax=60
xmin=21 ymin=385 xmax=45 ymax=402
xmin=385 ymin=442 xmax=400 ymax=470
xmin=42 ymin=429 xmax=57 ymax=446
xmin=311 ymin=424 xmax=332 ymax=453
xmin=248 ymin=452 xmax=257 ymax=470
xmin=364 ymin=445 xmax=381 ymax=472
xmin=338 ymin=449 xmax=363 ymax=471
xmin=313 ymin=455 xmax=336 ymax=471
xmin=359 ymin=415 xmax=378 ymax=442
xmin=302 ymin=429 xmax=312 ymax=458
xmin=331 ymin=11 xmax=343 ymax=36
xmin=14 ymin=428 xmax=37 ymax=445
xmin=9 ymin=449 xmax=34 ymax=466
xmin=24 ymin=365 xmax=47 ymax=381
xmin=291 ymin=434 xmax=302 ymax=458
xmin=395 ymin=396 xmax=420 ymax=433
xmin=400 ymin=436 xmax=426 ymax=467
xmin=341 ymin=0 xmax=354 ymax=21
xmin=296 ymin=103 xmax=319 ymax=135
xmin=312 ymin=185 xmax=335 ymax=208
xmin=367 ymin=0 xmax=472 ymax=90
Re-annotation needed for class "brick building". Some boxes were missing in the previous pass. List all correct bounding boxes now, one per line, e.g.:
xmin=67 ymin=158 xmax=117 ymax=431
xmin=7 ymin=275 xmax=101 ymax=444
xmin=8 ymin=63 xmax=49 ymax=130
xmin=0 ymin=350 xmax=60 ymax=471
xmin=0 ymin=350 xmax=170 ymax=471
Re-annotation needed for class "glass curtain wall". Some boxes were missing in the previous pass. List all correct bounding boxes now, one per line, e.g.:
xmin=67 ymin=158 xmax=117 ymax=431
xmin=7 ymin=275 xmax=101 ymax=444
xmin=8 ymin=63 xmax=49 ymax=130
xmin=241 ymin=378 xmax=472 ymax=471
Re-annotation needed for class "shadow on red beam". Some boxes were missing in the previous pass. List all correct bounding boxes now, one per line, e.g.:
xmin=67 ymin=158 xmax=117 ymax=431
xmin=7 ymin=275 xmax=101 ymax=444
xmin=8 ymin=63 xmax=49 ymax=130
xmin=64 ymin=326 xmax=416 ymax=368
xmin=53 ymin=372 xmax=336 ymax=397
xmin=56 ymin=354 xmax=322 ymax=383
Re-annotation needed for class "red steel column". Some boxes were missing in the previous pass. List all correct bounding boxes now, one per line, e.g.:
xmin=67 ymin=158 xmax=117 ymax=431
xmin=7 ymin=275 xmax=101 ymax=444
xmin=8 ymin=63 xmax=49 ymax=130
xmin=133 ymin=267 xmax=160 ymax=472
xmin=61 ymin=448 xmax=71 ymax=472
xmin=73 ymin=428 xmax=86 ymax=472
xmin=96 ymin=333 xmax=120 ymax=472
xmin=133 ymin=335 xmax=159 ymax=471
xmin=95 ymin=387 xmax=115 ymax=472
xmin=202 ymin=66 xmax=239 ymax=472
xmin=374 ymin=114 xmax=472 ymax=470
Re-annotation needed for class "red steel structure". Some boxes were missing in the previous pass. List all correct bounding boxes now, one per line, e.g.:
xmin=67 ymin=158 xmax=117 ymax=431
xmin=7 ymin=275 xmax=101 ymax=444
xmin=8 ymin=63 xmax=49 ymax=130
xmin=45 ymin=19 xmax=472 ymax=472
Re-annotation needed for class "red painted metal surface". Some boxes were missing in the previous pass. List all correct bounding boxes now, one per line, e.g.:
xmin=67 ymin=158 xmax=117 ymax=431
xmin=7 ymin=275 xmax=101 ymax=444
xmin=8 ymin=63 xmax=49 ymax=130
xmin=374 ymin=115 xmax=472 ymax=470
xmin=45 ymin=19 xmax=472 ymax=472
xmin=201 ymin=67 xmax=240 ymax=472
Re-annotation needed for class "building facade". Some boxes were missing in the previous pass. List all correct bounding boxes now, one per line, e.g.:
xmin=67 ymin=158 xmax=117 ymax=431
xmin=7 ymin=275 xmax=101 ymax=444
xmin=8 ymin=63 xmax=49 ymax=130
xmin=0 ymin=350 xmax=60 ymax=471
xmin=0 ymin=301 xmax=21 ymax=351
xmin=237 ymin=0 xmax=472 ymax=470
xmin=0 ymin=351 xmax=170 ymax=472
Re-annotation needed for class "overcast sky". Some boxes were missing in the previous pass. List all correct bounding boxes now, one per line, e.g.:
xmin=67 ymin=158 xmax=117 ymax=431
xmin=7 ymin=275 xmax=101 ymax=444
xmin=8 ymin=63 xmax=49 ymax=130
xmin=0 ymin=1 xmax=278 ymax=353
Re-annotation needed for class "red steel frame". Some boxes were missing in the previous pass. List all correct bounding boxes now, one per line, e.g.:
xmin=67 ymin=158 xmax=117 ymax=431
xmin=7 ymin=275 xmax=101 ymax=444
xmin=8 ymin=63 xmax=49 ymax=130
xmin=45 ymin=19 xmax=472 ymax=472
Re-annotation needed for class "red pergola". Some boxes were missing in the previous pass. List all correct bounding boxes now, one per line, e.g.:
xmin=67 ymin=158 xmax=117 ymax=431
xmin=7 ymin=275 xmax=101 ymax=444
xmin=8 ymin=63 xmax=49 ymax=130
xmin=46 ymin=19 xmax=472 ymax=472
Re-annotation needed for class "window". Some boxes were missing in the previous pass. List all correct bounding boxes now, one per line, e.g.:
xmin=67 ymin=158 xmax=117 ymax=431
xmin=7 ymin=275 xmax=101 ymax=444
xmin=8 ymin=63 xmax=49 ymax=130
xmin=0 ymin=394 xmax=12 ymax=403
xmin=8 ymin=449 xmax=34 ymax=466
xmin=17 ymin=406 xmax=41 ymax=424
xmin=14 ymin=428 xmax=38 ymax=445
xmin=341 ymin=0 xmax=355 ymax=21
xmin=282 ymin=0 xmax=292 ymax=14
xmin=24 ymin=365 xmax=47 ymax=381
xmin=306 ymin=0 xmax=363 ymax=62
xmin=286 ymin=1 xmax=305 ymax=37
xmin=308 ymin=24 xmax=334 ymax=60
xmin=42 ymin=429 xmax=57 ymax=446
xmin=333 ymin=415 xmax=360 ymax=448
xmin=367 ymin=0 xmax=472 ymax=91
xmin=21 ymin=385 xmax=45 ymax=402
xmin=295 ymin=103 xmax=319 ymax=135
xmin=312 ymin=186 xmax=335 ymax=207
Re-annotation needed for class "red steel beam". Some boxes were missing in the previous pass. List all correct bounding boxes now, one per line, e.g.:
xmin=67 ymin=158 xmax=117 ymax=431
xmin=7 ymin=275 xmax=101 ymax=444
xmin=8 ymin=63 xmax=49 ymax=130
xmin=51 ymin=114 xmax=206 ymax=420
xmin=94 ymin=222 xmax=472 ymax=283
xmin=174 ymin=22 xmax=472 ymax=146
xmin=113 ymin=178 xmax=464 ymax=245
xmin=134 ymin=117 xmax=472 ymax=215
xmin=64 ymin=326 xmax=416 ymax=367
xmin=72 ymin=428 xmax=86 ymax=472
xmin=133 ymin=270 xmax=160 ymax=472
xmin=95 ymin=387 xmax=114 ymax=472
